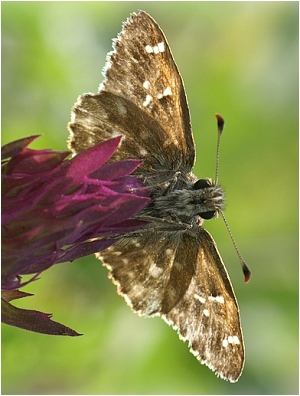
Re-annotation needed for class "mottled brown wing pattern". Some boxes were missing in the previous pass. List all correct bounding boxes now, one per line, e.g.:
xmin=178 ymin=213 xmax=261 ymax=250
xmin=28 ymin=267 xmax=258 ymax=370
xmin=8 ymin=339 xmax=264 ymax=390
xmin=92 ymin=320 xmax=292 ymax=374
xmin=69 ymin=92 xmax=187 ymax=177
xmin=98 ymin=226 xmax=244 ymax=382
xmin=163 ymin=229 xmax=244 ymax=381
xmin=97 ymin=230 xmax=194 ymax=316
xmin=68 ymin=11 xmax=195 ymax=175
xmin=68 ymin=10 xmax=245 ymax=383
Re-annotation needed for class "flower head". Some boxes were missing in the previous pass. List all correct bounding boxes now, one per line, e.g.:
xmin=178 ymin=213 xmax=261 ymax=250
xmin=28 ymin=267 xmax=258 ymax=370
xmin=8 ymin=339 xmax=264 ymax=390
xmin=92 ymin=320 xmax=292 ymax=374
xmin=2 ymin=135 xmax=150 ymax=335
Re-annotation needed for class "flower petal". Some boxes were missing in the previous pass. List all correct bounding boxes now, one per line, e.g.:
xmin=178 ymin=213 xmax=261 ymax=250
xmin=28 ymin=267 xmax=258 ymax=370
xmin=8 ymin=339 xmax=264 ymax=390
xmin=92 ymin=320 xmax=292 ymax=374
xmin=1 ymin=292 xmax=81 ymax=336
xmin=1 ymin=135 xmax=40 ymax=160
xmin=91 ymin=159 xmax=143 ymax=180
xmin=66 ymin=136 xmax=122 ymax=181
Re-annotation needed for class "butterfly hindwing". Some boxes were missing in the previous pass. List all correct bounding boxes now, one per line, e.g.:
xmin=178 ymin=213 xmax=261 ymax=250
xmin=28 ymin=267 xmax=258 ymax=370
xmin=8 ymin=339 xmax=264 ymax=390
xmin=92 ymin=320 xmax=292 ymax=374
xmin=98 ymin=226 xmax=244 ymax=382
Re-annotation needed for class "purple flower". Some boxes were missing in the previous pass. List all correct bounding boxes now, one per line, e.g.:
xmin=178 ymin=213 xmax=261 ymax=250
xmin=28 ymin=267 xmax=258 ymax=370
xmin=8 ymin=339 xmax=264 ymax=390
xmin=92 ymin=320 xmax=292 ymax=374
xmin=2 ymin=135 xmax=150 ymax=335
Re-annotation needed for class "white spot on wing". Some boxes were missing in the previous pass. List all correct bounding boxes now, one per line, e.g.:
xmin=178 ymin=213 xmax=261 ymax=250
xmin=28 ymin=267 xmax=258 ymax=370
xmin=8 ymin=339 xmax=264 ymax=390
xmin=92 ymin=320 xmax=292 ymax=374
xmin=157 ymin=86 xmax=172 ymax=100
xmin=163 ymin=86 xmax=172 ymax=96
xmin=143 ymin=94 xmax=153 ymax=107
xmin=222 ymin=339 xmax=229 ymax=348
xmin=143 ymin=80 xmax=150 ymax=90
xmin=215 ymin=296 xmax=225 ymax=304
xmin=145 ymin=42 xmax=164 ymax=55
xmin=222 ymin=335 xmax=240 ymax=347
xmin=208 ymin=295 xmax=224 ymax=303
xmin=158 ymin=42 xmax=165 ymax=52
xmin=145 ymin=45 xmax=153 ymax=53
xmin=194 ymin=294 xmax=206 ymax=304
xmin=153 ymin=45 xmax=159 ymax=54
xmin=203 ymin=309 xmax=209 ymax=317
xmin=149 ymin=262 xmax=163 ymax=278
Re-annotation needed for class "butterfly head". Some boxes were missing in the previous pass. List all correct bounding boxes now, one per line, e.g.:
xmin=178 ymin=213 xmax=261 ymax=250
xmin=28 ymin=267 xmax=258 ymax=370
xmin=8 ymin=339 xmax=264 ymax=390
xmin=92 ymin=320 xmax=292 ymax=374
xmin=193 ymin=178 xmax=225 ymax=220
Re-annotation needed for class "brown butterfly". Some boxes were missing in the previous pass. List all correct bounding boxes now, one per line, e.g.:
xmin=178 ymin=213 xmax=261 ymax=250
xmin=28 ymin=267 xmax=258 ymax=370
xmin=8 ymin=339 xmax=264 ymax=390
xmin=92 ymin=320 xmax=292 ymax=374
xmin=68 ymin=11 xmax=246 ymax=382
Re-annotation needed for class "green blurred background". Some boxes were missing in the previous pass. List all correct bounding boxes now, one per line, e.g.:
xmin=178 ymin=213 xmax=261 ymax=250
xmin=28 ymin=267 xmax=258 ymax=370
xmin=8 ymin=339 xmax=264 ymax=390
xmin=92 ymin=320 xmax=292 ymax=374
xmin=2 ymin=2 xmax=298 ymax=394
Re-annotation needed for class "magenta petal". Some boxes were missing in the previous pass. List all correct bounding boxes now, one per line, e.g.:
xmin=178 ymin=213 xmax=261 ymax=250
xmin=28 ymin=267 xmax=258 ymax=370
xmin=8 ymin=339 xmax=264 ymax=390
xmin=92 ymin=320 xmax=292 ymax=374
xmin=12 ymin=150 xmax=70 ymax=174
xmin=66 ymin=136 xmax=122 ymax=181
xmin=100 ymin=196 xmax=150 ymax=226
xmin=1 ymin=135 xmax=40 ymax=160
xmin=2 ymin=135 xmax=150 ymax=302
xmin=101 ymin=176 xmax=148 ymax=195
xmin=1 ymin=295 xmax=81 ymax=336
xmin=2 ymin=135 xmax=151 ymax=335
xmin=91 ymin=159 xmax=143 ymax=180
xmin=56 ymin=239 xmax=115 ymax=263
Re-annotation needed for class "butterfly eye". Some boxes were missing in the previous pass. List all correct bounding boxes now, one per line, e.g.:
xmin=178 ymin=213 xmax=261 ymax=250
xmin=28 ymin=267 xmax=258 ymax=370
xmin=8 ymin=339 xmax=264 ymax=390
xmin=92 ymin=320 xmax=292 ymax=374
xmin=194 ymin=179 xmax=211 ymax=190
xmin=199 ymin=210 xmax=216 ymax=220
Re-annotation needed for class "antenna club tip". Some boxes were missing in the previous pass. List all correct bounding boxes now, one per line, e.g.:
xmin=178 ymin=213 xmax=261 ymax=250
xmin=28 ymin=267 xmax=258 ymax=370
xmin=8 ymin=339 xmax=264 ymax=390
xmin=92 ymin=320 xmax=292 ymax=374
xmin=215 ymin=114 xmax=225 ymax=134
xmin=242 ymin=264 xmax=251 ymax=283
xmin=215 ymin=113 xmax=224 ymax=122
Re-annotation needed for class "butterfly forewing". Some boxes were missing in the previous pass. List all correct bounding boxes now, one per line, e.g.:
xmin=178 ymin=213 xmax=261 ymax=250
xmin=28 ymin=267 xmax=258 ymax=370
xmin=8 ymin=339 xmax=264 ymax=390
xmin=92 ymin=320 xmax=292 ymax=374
xmin=68 ymin=11 xmax=195 ymax=174
xmin=102 ymin=12 xmax=195 ymax=169
xmin=68 ymin=11 xmax=245 ymax=382
xmin=164 ymin=228 xmax=244 ymax=381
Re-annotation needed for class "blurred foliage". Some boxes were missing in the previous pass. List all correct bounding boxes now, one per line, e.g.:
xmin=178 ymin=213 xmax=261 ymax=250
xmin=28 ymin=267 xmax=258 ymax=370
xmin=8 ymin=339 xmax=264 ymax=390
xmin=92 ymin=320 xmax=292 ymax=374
xmin=2 ymin=2 xmax=298 ymax=394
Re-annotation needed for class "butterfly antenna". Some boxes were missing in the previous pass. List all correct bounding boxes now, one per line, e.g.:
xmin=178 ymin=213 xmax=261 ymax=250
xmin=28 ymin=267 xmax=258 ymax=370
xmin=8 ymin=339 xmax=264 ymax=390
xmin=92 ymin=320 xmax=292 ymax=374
xmin=220 ymin=211 xmax=251 ymax=283
xmin=214 ymin=114 xmax=251 ymax=283
xmin=214 ymin=114 xmax=224 ymax=184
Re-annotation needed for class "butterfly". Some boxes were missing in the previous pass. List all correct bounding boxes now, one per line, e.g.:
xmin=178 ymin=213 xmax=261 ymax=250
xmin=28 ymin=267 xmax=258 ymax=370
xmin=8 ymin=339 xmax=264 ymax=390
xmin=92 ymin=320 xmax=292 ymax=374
xmin=68 ymin=11 xmax=246 ymax=382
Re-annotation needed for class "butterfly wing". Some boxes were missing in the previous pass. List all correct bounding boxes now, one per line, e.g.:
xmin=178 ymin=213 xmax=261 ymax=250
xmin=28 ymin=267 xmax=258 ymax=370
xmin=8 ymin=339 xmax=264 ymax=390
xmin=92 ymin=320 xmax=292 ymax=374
xmin=98 ymin=226 xmax=244 ymax=382
xmin=68 ymin=11 xmax=245 ymax=382
xmin=68 ymin=11 xmax=195 ymax=175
